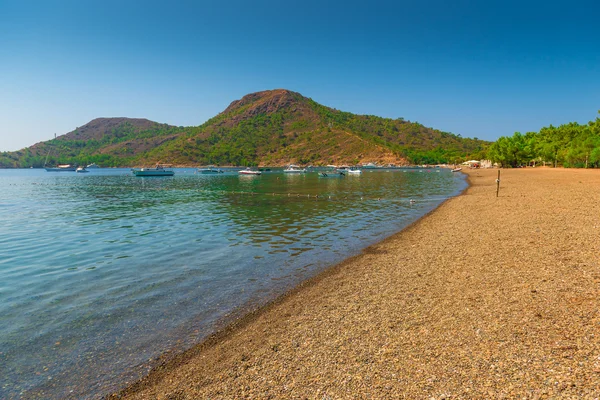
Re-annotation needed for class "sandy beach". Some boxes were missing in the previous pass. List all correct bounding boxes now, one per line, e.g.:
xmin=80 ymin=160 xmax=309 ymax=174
xmin=111 ymin=168 xmax=600 ymax=399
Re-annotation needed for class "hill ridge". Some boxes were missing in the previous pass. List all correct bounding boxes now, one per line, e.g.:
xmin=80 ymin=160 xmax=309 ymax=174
xmin=0 ymin=89 xmax=488 ymax=168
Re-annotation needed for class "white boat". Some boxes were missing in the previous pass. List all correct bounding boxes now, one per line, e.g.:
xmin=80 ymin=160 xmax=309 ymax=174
xmin=336 ymin=165 xmax=361 ymax=175
xmin=44 ymin=164 xmax=77 ymax=172
xmin=283 ymin=164 xmax=306 ymax=173
xmin=43 ymin=148 xmax=77 ymax=171
xmin=76 ymin=166 xmax=89 ymax=173
xmin=362 ymin=162 xmax=378 ymax=169
xmin=451 ymin=167 xmax=462 ymax=172
xmin=198 ymin=166 xmax=224 ymax=174
xmin=239 ymin=168 xmax=261 ymax=175
xmin=132 ymin=164 xmax=175 ymax=176
xmin=86 ymin=163 xmax=99 ymax=168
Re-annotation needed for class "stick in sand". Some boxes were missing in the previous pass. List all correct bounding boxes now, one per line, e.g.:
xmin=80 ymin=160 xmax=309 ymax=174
xmin=496 ymin=170 xmax=501 ymax=197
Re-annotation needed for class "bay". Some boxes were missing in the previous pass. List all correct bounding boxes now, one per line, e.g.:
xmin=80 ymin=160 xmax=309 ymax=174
xmin=0 ymin=167 xmax=466 ymax=399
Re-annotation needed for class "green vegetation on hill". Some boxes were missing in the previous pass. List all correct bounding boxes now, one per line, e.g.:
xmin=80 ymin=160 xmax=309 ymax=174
xmin=139 ymin=90 xmax=487 ymax=166
xmin=305 ymin=97 xmax=486 ymax=165
xmin=0 ymin=119 xmax=186 ymax=168
xmin=487 ymin=113 xmax=600 ymax=168
xmin=0 ymin=90 xmax=487 ymax=168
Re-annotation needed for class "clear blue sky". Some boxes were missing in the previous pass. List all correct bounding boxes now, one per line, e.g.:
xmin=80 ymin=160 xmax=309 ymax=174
xmin=1 ymin=0 xmax=599 ymax=151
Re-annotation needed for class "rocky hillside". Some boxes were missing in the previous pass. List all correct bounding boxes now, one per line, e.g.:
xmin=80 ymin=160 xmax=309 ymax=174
xmin=0 ymin=90 xmax=487 ymax=167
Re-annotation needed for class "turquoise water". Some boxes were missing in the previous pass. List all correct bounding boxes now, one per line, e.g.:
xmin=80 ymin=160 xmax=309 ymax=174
xmin=0 ymin=167 xmax=466 ymax=399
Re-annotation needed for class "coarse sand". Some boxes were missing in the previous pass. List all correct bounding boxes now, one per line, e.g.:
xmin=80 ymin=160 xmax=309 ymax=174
xmin=111 ymin=168 xmax=600 ymax=399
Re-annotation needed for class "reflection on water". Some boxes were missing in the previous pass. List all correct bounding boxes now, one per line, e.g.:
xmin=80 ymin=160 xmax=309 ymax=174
xmin=0 ymin=168 xmax=466 ymax=399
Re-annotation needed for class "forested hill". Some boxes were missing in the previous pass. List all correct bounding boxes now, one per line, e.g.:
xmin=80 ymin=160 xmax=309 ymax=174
xmin=0 ymin=117 xmax=185 ymax=168
xmin=0 ymin=89 xmax=487 ymax=168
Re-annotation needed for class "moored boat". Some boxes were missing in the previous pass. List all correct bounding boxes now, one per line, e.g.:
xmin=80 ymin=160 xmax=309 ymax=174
xmin=86 ymin=163 xmax=100 ymax=168
xmin=76 ymin=166 xmax=89 ymax=173
xmin=337 ymin=165 xmax=362 ymax=175
xmin=44 ymin=164 xmax=77 ymax=172
xmin=43 ymin=147 xmax=77 ymax=171
xmin=198 ymin=166 xmax=224 ymax=174
xmin=283 ymin=164 xmax=306 ymax=173
xmin=239 ymin=168 xmax=261 ymax=175
xmin=132 ymin=164 xmax=175 ymax=176
xmin=362 ymin=162 xmax=378 ymax=169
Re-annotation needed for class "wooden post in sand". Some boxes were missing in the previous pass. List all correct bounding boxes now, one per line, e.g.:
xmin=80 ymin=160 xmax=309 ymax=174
xmin=496 ymin=170 xmax=501 ymax=197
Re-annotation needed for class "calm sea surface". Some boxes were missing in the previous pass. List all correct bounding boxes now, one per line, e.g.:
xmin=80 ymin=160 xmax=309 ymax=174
xmin=0 ymin=167 xmax=467 ymax=399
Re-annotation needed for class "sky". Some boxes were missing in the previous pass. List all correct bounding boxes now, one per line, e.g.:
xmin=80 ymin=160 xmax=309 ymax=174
xmin=1 ymin=0 xmax=599 ymax=151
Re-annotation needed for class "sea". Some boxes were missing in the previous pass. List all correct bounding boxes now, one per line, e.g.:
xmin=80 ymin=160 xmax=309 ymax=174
xmin=0 ymin=167 xmax=467 ymax=399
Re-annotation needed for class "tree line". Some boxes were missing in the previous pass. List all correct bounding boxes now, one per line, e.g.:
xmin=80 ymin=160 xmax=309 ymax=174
xmin=487 ymin=113 xmax=600 ymax=168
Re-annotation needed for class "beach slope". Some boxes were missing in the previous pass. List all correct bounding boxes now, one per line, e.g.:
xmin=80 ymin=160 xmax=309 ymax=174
xmin=114 ymin=168 xmax=600 ymax=398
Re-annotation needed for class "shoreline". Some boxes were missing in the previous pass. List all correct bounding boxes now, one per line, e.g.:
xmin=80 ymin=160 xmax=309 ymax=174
xmin=111 ymin=168 xmax=600 ymax=398
xmin=106 ymin=171 xmax=469 ymax=399
xmin=108 ymin=171 xmax=470 ymax=399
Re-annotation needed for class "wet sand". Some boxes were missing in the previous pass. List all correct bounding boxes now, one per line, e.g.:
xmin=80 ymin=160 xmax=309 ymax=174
xmin=111 ymin=168 xmax=600 ymax=399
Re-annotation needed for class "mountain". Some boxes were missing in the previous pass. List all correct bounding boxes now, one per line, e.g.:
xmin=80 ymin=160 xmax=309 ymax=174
xmin=0 ymin=90 xmax=487 ymax=168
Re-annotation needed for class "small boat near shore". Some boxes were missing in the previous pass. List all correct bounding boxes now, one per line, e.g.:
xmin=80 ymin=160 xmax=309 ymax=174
xmin=76 ymin=166 xmax=89 ymax=173
xmin=337 ymin=165 xmax=362 ymax=175
xmin=198 ymin=166 xmax=224 ymax=174
xmin=132 ymin=164 xmax=175 ymax=176
xmin=86 ymin=163 xmax=99 ymax=168
xmin=239 ymin=168 xmax=261 ymax=175
xmin=451 ymin=167 xmax=462 ymax=172
xmin=45 ymin=164 xmax=77 ymax=172
xmin=43 ymin=147 xmax=77 ymax=171
xmin=283 ymin=165 xmax=306 ymax=173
